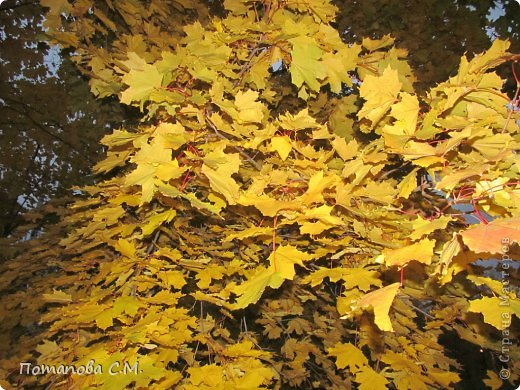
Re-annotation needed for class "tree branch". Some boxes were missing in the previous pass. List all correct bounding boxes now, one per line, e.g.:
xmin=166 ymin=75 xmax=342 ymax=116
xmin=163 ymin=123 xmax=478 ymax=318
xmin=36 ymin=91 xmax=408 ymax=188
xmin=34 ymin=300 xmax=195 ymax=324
xmin=0 ymin=0 xmax=37 ymax=12
xmin=3 ymin=104 xmax=94 ymax=163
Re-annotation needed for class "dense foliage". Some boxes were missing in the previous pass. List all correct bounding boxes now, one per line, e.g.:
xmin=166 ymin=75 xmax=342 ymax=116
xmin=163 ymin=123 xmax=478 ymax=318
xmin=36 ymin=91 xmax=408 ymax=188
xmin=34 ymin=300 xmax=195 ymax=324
xmin=2 ymin=0 xmax=519 ymax=237
xmin=0 ymin=0 xmax=519 ymax=389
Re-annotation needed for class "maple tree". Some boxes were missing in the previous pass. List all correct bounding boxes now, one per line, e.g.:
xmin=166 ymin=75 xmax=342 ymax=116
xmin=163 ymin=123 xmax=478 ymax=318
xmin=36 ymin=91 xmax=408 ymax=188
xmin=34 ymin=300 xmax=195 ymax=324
xmin=0 ymin=0 xmax=519 ymax=389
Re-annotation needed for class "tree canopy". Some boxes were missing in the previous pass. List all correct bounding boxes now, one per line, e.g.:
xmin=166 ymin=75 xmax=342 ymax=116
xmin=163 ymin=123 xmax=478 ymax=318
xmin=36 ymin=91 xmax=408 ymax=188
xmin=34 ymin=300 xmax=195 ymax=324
xmin=0 ymin=0 xmax=519 ymax=389
xmin=0 ymin=0 xmax=518 ymax=235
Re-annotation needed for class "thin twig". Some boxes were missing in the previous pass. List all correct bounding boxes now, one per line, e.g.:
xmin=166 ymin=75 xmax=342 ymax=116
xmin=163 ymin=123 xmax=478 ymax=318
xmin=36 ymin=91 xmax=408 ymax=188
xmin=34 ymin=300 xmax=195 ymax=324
xmin=205 ymin=116 xmax=262 ymax=171
xmin=400 ymin=294 xmax=436 ymax=320
xmin=502 ymin=85 xmax=519 ymax=133
xmin=233 ymin=46 xmax=264 ymax=89
xmin=146 ymin=230 xmax=161 ymax=255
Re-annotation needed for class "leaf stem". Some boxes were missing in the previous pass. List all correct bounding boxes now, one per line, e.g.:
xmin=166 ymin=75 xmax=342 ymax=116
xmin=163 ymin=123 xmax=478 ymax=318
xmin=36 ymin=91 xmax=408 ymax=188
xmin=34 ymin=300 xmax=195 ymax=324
xmin=272 ymin=215 xmax=278 ymax=272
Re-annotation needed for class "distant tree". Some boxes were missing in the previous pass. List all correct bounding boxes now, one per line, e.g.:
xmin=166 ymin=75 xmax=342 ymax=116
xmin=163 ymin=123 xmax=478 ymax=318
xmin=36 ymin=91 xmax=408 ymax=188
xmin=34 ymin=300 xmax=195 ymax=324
xmin=0 ymin=0 xmax=129 ymax=236
xmin=334 ymin=0 xmax=520 ymax=90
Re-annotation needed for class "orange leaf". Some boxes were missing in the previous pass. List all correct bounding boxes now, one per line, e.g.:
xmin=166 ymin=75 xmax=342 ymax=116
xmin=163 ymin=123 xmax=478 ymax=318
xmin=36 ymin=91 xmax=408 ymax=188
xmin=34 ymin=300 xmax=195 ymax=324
xmin=460 ymin=217 xmax=520 ymax=254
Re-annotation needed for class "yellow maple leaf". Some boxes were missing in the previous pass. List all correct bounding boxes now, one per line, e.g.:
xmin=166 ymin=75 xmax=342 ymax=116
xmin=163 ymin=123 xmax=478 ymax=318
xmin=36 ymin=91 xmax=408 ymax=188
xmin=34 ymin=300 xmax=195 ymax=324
xmin=389 ymin=92 xmax=420 ymax=136
xmin=299 ymin=220 xmax=332 ymax=235
xmin=159 ymin=270 xmax=187 ymax=290
xmin=42 ymin=289 xmax=72 ymax=304
xmin=349 ymin=283 xmax=401 ymax=332
xmin=270 ymin=136 xmax=292 ymax=161
xmin=467 ymin=39 xmax=510 ymax=74
xmin=468 ymin=296 xmax=520 ymax=330
xmin=35 ymin=340 xmax=60 ymax=361
xmin=289 ymin=36 xmax=326 ymax=91
xmin=301 ymin=204 xmax=343 ymax=226
xmin=113 ymin=295 xmax=141 ymax=317
xmin=408 ymin=215 xmax=453 ymax=241
xmin=268 ymin=244 xmax=313 ymax=280
xmin=278 ymin=108 xmax=320 ymax=131
xmin=362 ymin=35 xmax=395 ymax=51
xmin=132 ymin=355 xmax=167 ymax=387
xmin=303 ymin=267 xmax=381 ymax=291
xmin=397 ymin=168 xmax=419 ymax=199
xmin=120 ymin=54 xmax=163 ymax=106
xmin=141 ymin=209 xmax=176 ymax=236
xmin=223 ymin=340 xmax=269 ymax=358
xmin=436 ymin=233 xmax=462 ymax=284
xmin=95 ymin=309 xmax=114 ymax=330
xmin=378 ymin=239 xmax=435 ymax=267
xmin=286 ymin=0 xmax=338 ymax=23
xmin=155 ymin=160 xmax=187 ymax=182
xmin=235 ymin=364 xmax=275 ymax=388
xmin=224 ymin=226 xmax=273 ymax=241
xmin=235 ymin=90 xmax=265 ymax=124
xmin=100 ymin=129 xmax=145 ymax=147
xmin=178 ymin=192 xmax=223 ymax=215
xmin=201 ymin=147 xmax=241 ymax=205
xmin=380 ymin=351 xmax=431 ymax=390
xmin=196 ymin=266 xmax=224 ymax=289
xmin=41 ymin=0 xmax=72 ymax=14
xmin=332 ymin=137 xmax=358 ymax=161
xmin=114 ymin=238 xmax=137 ymax=258
xmin=428 ymin=368 xmax=460 ymax=388
xmin=435 ymin=167 xmax=485 ymax=192
xmin=202 ymin=164 xmax=240 ymax=205
xmin=322 ymin=51 xmax=350 ymax=93
xmin=483 ymin=370 xmax=503 ymax=390
xmin=238 ymin=193 xmax=300 ymax=216
xmin=155 ymin=122 xmax=189 ymax=149
xmin=94 ymin=150 xmax=132 ymax=174
xmin=358 ymin=66 xmax=402 ymax=128
xmin=467 ymin=275 xmax=505 ymax=296
xmin=125 ymin=139 xmax=185 ymax=204
xmin=125 ymin=164 xmax=156 ymax=204
xmin=355 ymin=366 xmax=389 ymax=390
xmin=343 ymin=269 xmax=383 ymax=292
xmin=299 ymin=171 xmax=339 ymax=205
xmin=230 ymin=266 xmax=285 ymax=309
xmin=329 ymin=342 xmax=368 ymax=371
